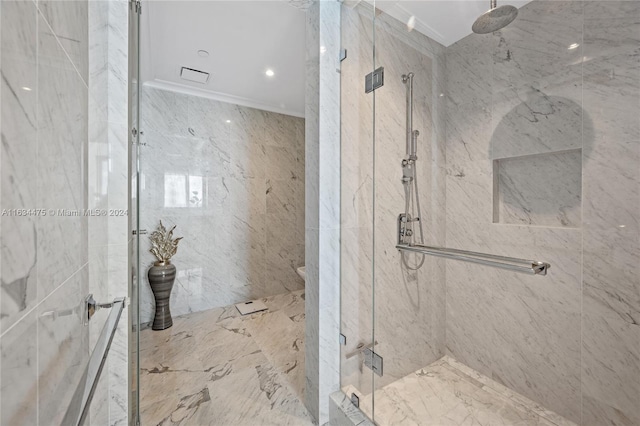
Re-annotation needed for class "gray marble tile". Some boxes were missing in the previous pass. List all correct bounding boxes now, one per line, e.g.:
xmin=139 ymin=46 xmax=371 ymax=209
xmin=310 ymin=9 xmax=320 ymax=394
xmin=583 ymin=0 xmax=640 ymax=144
xmin=346 ymin=356 xmax=576 ymax=426
xmin=139 ymin=290 xmax=312 ymax=425
xmin=492 ymin=1 xmax=583 ymax=98
xmin=0 ymin=0 xmax=39 ymax=333
xmin=37 ymin=266 xmax=89 ymax=425
xmin=139 ymin=86 xmax=305 ymax=323
xmin=582 ymin=285 xmax=640 ymax=426
xmin=106 ymin=0 xmax=129 ymax=128
xmin=88 ymin=0 xmax=109 ymax=125
xmin=38 ymin=0 xmax=89 ymax=84
xmin=582 ymin=227 xmax=640 ymax=424
xmin=446 ymin=31 xmax=494 ymax=110
xmin=495 ymin=149 xmax=582 ymax=227
xmin=36 ymin=11 xmax=89 ymax=299
xmin=107 ymin=122 xmax=129 ymax=244
xmin=446 ymin=159 xmax=495 ymax=226
xmin=491 ymin=87 xmax=583 ymax=160
xmin=0 ymin=308 xmax=38 ymax=425
xmin=445 ymin=222 xmax=582 ymax=423
xmin=445 ymin=101 xmax=492 ymax=164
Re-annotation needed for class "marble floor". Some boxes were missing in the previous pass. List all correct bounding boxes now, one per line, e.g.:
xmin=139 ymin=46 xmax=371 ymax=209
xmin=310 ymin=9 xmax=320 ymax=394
xmin=344 ymin=356 xmax=577 ymax=426
xmin=139 ymin=290 xmax=314 ymax=425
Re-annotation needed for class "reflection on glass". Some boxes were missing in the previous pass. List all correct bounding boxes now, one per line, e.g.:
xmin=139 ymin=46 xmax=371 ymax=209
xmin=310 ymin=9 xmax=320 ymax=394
xmin=189 ymin=175 xmax=203 ymax=207
xmin=164 ymin=174 xmax=187 ymax=207
xmin=164 ymin=173 xmax=205 ymax=208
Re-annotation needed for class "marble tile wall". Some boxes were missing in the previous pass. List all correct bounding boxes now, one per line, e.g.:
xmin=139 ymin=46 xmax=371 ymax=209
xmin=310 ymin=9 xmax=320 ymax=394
xmin=88 ymin=1 xmax=129 ymax=424
xmin=445 ymin=1 xmax=640 ymax=424
xmin=339 ymin=0 xmax=447 ymax=400
xmin=0 ymin=0 xmax=129 ymax=424
xmin=0 ymin=0 xmax=90 ymax=423
xmin=138 ymin=86 xmax=305 ymax=324
xmin=581 ymin=1 xmax=639 ymax=424
xmin=305 ymin=1 xmax=342 ymax=423
xmin=105 ymin=1 xmax=129 ymax=423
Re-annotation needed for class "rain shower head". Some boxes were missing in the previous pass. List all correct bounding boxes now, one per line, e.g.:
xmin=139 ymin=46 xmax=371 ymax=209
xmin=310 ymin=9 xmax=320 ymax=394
xmin=472 ymin=0 xmax=518 ymax=34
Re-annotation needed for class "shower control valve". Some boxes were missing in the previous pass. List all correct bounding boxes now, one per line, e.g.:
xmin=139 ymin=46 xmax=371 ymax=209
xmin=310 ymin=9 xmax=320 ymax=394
xmin=398 ymin=213 xmax=414 ymax=245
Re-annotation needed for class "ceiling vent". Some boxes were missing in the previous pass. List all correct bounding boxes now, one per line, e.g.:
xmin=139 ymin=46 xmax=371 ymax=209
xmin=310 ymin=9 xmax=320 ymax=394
xmin=180 ymin=67 xmax=210 ymax=84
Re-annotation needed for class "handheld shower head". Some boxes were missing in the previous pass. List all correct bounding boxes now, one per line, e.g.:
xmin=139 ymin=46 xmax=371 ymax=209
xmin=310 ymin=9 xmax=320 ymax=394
xmin=472 ymin=0 xmax=518 ymax=34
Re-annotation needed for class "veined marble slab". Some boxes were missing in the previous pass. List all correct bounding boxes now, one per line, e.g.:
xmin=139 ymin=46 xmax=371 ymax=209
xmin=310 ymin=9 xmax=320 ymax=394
xmin=139 ymin=290 xmax=312 ymax=425
xmin=344 ymin=356 xmax=577 ymax=426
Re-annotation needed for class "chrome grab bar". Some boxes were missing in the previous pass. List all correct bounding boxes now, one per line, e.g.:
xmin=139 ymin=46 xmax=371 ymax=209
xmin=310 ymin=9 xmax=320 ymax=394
xmin=396 ymin=243 xmax=550 ymax=275
xmin=62 ymin=297 xmax=126 ymax=426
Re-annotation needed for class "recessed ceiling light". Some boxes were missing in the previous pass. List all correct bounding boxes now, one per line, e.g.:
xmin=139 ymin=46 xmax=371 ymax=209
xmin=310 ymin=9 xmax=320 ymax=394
xmin=197 ymin=50 xmax=209 ymax=57
xmin=21 ymin=86 xmax=32 ymax=91
xmin=226 ymin=120 xmax=231 ymax=123
xmin=265 ymin=69 xmax=275 ymax=77
xmin=568 ymin=43 xmax=579 ymax=50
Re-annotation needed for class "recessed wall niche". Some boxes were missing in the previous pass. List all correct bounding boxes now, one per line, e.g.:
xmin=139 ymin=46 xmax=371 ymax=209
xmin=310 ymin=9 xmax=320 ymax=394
xmin=493 ymin=149 xmax=582 ymax=228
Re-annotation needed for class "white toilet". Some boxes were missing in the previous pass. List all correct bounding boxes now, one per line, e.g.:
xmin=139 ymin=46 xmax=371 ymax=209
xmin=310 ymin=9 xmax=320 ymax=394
xmin=296 ymin=266 xmax=305 ymax=281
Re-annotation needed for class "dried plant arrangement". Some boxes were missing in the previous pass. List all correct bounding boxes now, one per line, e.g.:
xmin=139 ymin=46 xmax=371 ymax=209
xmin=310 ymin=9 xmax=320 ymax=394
xmin=149 ymin=220 xmax=183 ymax=264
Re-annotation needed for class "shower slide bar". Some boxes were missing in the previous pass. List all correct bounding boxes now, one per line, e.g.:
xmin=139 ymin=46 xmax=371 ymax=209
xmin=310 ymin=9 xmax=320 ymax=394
xmin=62 ymin=296 xmax=126 ymax=426
xmin=396 ymin=243 xmax=550 ymax=275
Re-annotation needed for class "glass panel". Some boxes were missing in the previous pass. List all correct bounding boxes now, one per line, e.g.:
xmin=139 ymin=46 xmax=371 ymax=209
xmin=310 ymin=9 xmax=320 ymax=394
xmin=340 ymin=0 xmax=639 ymax=424
xmin=370 ymin=5 xmax=447 ymax=423
xmin=128 ymin=1 xmax=141 ymax=423
xmin=339 ymin=0 xmax=377 ymax=419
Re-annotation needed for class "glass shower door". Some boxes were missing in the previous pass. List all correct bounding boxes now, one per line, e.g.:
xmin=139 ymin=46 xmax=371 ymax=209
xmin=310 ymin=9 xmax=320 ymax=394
xmin=368 ymin=5 xmax=447 ymax=422
xmin=338 ymin=0 xmax=377 ymax=419
xmin=128 ymin=1 xmax=141 ymax=423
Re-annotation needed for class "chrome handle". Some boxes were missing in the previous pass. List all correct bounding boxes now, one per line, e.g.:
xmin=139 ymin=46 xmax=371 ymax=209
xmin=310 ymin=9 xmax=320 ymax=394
xmin=132 ymin=229 xmax=147 ymax=235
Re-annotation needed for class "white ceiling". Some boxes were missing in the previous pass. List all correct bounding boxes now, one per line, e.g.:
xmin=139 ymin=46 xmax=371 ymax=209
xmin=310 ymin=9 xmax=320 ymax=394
xmin=140 ymin=1 xmax=307 ymax=117
xmin=140 ymin=0 xmax=531 ymax=118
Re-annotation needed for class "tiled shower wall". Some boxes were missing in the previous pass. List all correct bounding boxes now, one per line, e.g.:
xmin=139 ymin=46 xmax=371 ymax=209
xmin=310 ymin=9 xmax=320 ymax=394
xmin=445 ymin=1 xmax=639 ymax=424
xmin=88 ymin=0 xmax=130 ymax=424
xmin=0 ymin=0 xmax=129 ymax=424
xmin=138 ymin=86 xmax=305 ymax=324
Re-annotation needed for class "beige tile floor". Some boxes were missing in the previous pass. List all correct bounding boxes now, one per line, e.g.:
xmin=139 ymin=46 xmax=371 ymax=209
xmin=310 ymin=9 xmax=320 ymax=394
xmin=139 ymin=290 xmax=313 ymax=426
xmin=344 ymin=356 xmax=577 ymax=426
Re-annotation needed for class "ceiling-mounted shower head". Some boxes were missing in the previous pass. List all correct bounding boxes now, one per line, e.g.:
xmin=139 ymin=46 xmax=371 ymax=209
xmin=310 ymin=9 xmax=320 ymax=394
xmin=472 ymin=0 xmax=518 ymax=34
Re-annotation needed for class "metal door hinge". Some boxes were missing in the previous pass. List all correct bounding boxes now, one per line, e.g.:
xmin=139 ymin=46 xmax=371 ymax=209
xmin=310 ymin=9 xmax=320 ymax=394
xmin=339 ymin=333 xmax=347 ymax=345
xmin=363 ymin=347 xmax=383 ymax=376
xmin=350 ymin=393 xmax=360 ymax=408
xmin=365 ymin=67 xmax=384 ymax=93
xmin=130 ymin=0 xmax=141 ymax=14
xmin=339 ymin=48 xmax=347 ymax=62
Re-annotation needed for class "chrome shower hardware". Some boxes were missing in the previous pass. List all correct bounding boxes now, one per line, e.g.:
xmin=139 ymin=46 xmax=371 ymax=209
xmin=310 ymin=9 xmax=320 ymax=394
xmin=400 ymin=72 xmax=426 ymax=270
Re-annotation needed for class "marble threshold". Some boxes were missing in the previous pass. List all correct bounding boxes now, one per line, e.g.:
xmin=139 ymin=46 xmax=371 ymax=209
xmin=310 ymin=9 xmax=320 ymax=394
xmin=343 ymin=356 xmax=577 ymax=426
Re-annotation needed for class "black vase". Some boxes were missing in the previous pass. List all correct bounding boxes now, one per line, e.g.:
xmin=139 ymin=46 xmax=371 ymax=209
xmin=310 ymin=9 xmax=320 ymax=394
xmin=148 ymin=261 xmax=176 ymax=330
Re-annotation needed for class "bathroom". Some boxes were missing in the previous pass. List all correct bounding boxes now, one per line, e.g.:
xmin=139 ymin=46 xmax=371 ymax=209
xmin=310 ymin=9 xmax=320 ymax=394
xmin=0 ymin=0 xmax=638 ymax=425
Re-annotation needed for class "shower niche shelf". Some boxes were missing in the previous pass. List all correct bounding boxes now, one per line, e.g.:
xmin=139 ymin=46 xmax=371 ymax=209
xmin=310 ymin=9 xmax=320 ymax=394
xmin=493 ymin=148 xmax=582 ymax=228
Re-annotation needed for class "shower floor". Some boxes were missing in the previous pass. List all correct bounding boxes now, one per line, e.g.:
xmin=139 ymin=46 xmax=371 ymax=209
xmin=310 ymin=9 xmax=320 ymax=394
xmin=343 ymin=356 xmax=577 ymax=426
xmin=138 ymin=290 xmax=313 ymax=425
